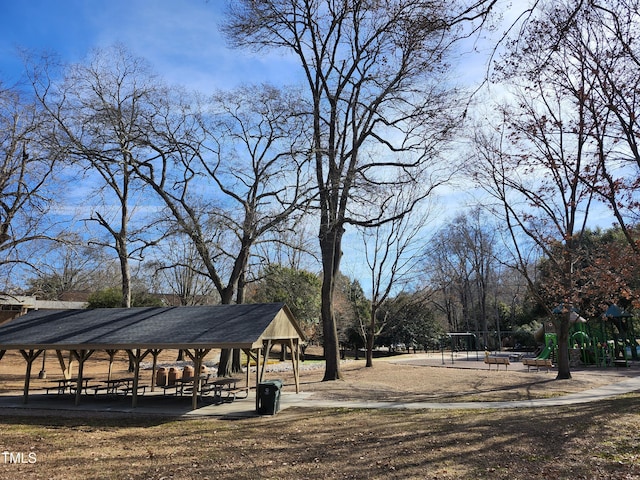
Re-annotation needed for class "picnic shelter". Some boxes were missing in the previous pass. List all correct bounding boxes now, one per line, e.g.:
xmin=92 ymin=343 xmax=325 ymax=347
xmin=0 ymin=303 xmax=305 ymax=410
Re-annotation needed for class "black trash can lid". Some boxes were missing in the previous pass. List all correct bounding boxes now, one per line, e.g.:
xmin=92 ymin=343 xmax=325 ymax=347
xmin=259 ymin=379 xmax=283 ymax=389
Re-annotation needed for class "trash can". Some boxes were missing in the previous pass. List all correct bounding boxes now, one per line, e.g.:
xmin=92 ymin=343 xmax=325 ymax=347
xmin=168 ymin=367 xmax=181 ymax=386
xmin=156 ymin=367 xmax=167 ymax=387
xmin=182 ymin=365 xmax=194 ymax=381
xmin=257 ymin=379 xmax=283 ymax=415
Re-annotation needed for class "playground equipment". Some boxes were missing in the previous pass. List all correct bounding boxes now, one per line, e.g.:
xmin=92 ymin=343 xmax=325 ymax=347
xmin=533 ymin=304 xmax=639 ymax=367
xmin=537 ymin=333 xmax=557 ymax=360
xmin=439 ymin=333 xmax=480 ymax=365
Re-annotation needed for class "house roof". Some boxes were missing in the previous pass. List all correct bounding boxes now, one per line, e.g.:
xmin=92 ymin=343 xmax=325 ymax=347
xmin=0 ymin=303 xmax=305 ymax=351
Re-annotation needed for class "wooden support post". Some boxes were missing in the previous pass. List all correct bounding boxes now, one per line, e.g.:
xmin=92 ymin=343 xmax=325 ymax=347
xmin=288 ymin=338 xmax=300 ymax=394
xmin=255 ymin=346 xmax=261 ymax=411
xmin=71 ymin=349 xmax=94 ymax=406
xmin=183 ymin=349 xmax=210 ymax=410
xmin=126 ymin=349 xmax=151 ymax=408
xmin=20 ymin=349 xmax=44 ymax=404
xmin=243 ymin=347 xmax=261 ymax=402
xmin=192 ymin=353 xmax=202 ymax=411
xmin=131 ymin=349 xmax=141 ymax=408
xmin=0 ymin=350 xmax=5 ymax=362
xmin=149 ymin=349 xmax=162 ymax=392
xmin=260 ymin=340 xmax=272 ymax=384
xmin=105 ymin=349 xmax=118 ymax=382
xmin=244 ymin=349 xmax=251 ymax=393
xmin=55 ymin=350 xmax=73 ymax=380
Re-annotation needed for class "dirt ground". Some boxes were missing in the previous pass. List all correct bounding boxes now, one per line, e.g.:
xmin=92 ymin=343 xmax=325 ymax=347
xmin=1 ymin=348 xmax=639 ymax=479
xmin=0 ymin=347 xmax=637 ymax=402
xmin=283 ymin=354 xmax=638 ymax=403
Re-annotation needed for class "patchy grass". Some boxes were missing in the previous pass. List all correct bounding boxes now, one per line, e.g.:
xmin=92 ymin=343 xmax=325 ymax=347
xmin=2 ymin=349 xmax=640 ymax=478
xmin=1 ymin=395 xmax=639 ymax=479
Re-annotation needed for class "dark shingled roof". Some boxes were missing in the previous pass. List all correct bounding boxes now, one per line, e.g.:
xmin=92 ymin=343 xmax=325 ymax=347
xmin=0 ymin=303 xmax=304 ymax=350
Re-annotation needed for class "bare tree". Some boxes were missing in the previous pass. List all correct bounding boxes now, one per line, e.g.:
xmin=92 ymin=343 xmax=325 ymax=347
xmin=203 ymin=84 xmax=313 ymax=304
xmin=473 ymin=121 xmax=596 ymax=380
xmin=423 ymin=209 xmax=500 ymax=348
xmin=561 ymin=1 xmax=640 ymax=251
xmin=133 ymin=83 xmax=311 ymax=374
xmin=0 ymin=81 xmax=60 ymax=290
xmin=147 ymin=235 xmax=219 ymax=306
xmin=483 ymin=1 xmax=640 ymax=255
xmin=29 ymin=46 xmax=164 ymax=307
xmin=472 ymin=0 xmax=640 ymax=378
xmin=358 ymin=189 xmax=431 ymax=367
xmin=24 ymin=234 xmax=105 ymax=300
xmin=253 ymin=216 xmax=319 ymax=272
xmin=222 ymin=0 xmax=487 ymax=380
xmin=471 ymin=0 xmax=611 ymax=377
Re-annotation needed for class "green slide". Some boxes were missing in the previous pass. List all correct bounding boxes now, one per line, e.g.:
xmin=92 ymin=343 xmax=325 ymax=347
xmin=537 ymin=343 xmax=552 ymax=359
xmin=537 ymin=334 xmax=557 ymax=359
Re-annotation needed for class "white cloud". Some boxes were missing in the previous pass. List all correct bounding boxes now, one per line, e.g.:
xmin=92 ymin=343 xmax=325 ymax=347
xmin=84 ymin=1 xmax=301 ymax=92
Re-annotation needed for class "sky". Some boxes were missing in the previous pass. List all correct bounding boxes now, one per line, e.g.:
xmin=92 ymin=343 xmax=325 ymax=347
xmin=0 ymin=0 xmax=510 ymax=93
xmin=0 ymin=1 xmax=619 ymax=294
xmin=0 ymin=0 xmax=490 ymax=288
xmin=0 ymin=0 xmax=300 ymax=91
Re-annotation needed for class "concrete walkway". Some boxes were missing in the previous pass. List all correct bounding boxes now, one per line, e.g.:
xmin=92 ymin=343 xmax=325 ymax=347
xmin=1 ymin=374 xmax=639 ymax=418
xmin=2 ymin=352 xmax=639 ymax=417
xmin=279 ymin=375 xmax=640 ymax=411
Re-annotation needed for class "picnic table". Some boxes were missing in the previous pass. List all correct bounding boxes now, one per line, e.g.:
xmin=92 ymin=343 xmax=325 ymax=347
xmin=160 ymin=373 xmax=248 ymax=404
xmin=46 ymin=377 xmax=94 ymax=395
xmin=92 ymin=377 xmax=135 ymax=395
xmin=170 ymin=375 xmax=208 ymax=396
xmin=200 ymin=377 xmax=248 ymax=403
xmin=46 ymin=379 xmax=71 ymax=395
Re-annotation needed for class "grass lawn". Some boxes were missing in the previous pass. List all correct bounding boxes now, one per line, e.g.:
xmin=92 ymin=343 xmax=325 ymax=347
xmin=1 ymin=395 xmax=639 ymax=479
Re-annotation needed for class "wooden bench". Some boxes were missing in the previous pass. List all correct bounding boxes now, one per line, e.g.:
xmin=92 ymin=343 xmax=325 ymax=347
xmin=223 ymin=386 xmax=249 ymax=401
xmin=522 ymin=358 xmax=553 ymax=372
xmin=45 ymin=383 xmax=70 ymax=395
xmin=484 ymin=356 xmax=510 ymax=370
xmin=91 ymin=385 xmax=115 ymax=396
xmin=118 ymin=385 xmax=147 ymax=396
xmin=614 ymin=359 xmax=628 ymax=368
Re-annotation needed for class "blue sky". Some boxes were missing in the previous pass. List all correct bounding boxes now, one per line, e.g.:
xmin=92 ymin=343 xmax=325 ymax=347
xmin=0 ymin=0 xmax=490 ymax=294
xmin=3 ymin=1 xmax=618 ymax=292
xmin=0 ymin=0 xmax=510 ymax=92
xmin=0 ymin=0 xmax=299 ymax=91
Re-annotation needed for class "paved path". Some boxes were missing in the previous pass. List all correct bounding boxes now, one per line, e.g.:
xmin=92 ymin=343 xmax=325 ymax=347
xmin=1 ymin=356 xmax=639 ymax=417
xmin=5 ymin=375 xmax=637 ymax=419
xmin=279 ymin=375 xmax=640 ymax=411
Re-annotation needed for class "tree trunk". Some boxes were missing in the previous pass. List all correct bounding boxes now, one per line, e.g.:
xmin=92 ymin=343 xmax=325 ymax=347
xmin=555 ymin=312 xmax=572 ymax=380
xmin=232 ymin=349 xmax=242 ymax=373
xmin=365 ymin=303 xmax=377 ymax=368
xmin=216 ymin=286 xmax=236 ymax=377
xmin=117 ymin=179 xmax=131 ymax=309
xmin=119 ymin=251 xmax=131 ymax=308
xmin=365 ymin=330 xmax=374 ymax=368
xmin=320 ymin=224 xmax=343 ymax=381
xmin=217 ymin=349 xmax=232 ymax=377
xmin=217 ymin=276 xmax=246 ymax=376
xmin=321 ymin=288 xmax=341 ymax=381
